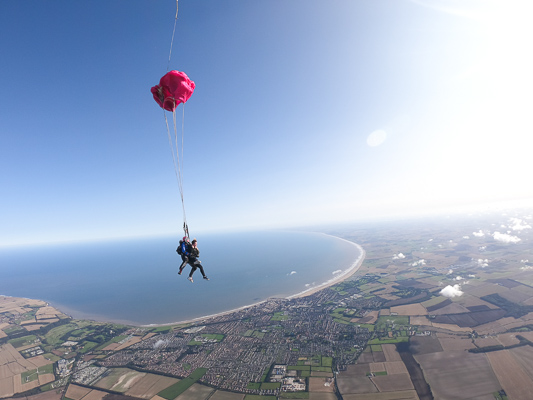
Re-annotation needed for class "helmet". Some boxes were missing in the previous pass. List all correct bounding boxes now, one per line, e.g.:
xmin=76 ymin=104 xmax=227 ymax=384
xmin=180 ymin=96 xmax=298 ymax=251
xmin=183 ymin=236 xmax=188 ymax=241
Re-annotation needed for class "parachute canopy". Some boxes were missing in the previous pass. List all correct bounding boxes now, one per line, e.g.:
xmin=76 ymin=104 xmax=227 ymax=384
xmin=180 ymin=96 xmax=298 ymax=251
xmin=151 ymin=70 xmax=195 ymax=112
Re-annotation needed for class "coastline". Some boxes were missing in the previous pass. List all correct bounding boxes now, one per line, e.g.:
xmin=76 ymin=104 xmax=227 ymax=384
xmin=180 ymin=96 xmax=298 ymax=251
xmin=3 ymin=234 xmax=366 ymax=328
xmin=144 ymin=236 xmax=366 ymax=327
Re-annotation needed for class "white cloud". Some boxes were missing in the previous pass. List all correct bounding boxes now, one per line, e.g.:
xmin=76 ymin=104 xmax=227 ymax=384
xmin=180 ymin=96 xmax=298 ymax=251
xmin=468 ymin=274 xmax=476 ymax=278
xmin=447 ymin=269 xmax=453 ymax=275
xmin=479 ymin=246 xmax=486 ymax=251
xmin=288 ymin=271 xmax=297 ymax=275
xmin=472 ymin=230 xmax=485 ymax=237
xmin=440 ymin=284 xmax=464 ymax=298
xmin=509 ymin=218 xmax=532 ymax=231
xmin=463 ymin=235 xmax=470 ymax=239
xmin=393 ymin=253 xmax=406 ymax=260
xmin=493 ymin=231 xmax=521 ymax=244
xmin=477 ymin=259 xmax=489 ymax=268
xmin=410 ymin=259 xmax=426 ymax=267
xmin=454 ymin=276 xmax=464 ymax=281
xmin=521 ymin=266 xmax=533 ymax=271
xmin=332 ymin=270 xmax=342 ymax=275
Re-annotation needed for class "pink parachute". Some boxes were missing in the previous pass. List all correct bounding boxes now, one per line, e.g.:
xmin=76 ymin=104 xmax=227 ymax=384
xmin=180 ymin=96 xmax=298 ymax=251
xmin=151 ymin=70 xmax=195 ymax=112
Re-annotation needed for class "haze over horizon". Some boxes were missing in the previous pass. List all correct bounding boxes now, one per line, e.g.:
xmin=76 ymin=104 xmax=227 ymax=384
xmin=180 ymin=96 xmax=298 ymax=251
xmin=2 ymin=0 xmax=532 ymax=247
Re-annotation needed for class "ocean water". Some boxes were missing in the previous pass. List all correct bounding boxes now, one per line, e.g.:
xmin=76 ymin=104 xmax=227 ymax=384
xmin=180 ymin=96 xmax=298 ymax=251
xmin=0 ymin=230 xmax=361 ymax=325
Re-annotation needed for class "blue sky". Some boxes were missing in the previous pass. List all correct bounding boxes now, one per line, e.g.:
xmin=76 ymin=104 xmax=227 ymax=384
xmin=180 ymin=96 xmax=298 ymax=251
xmin=1 ymin=0 xmax=532 ymax=246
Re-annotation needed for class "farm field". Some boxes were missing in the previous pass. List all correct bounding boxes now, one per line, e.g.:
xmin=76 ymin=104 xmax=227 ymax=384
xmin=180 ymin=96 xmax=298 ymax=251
xmin=487 ymin=350 xmax=533 ymax=400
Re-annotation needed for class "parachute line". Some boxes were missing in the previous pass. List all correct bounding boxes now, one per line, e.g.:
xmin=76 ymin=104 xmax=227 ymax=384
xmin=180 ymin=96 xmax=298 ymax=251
xmin=167 ymin=0 xmax=179 ymax=72
xmin=163 ymin=108 xmax=188 ymax=232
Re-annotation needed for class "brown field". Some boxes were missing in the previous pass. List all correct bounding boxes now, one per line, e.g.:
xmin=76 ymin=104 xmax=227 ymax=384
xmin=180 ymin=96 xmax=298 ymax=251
xmin=429 ymin=322 xmax=472 ymax=332
xmin=383 ymin=361 xmax=408 ymax=375
xmin=409 ymin=336 xmax=443 ymax=355
xmin=344 ymin=363 xmax=371 ymax=376
xmin=508 ymin=346 xmax=533 ymax=379
xmin=371 ymin=374 xmax=413 ymax=392
xmin=513 ymin=284 xmax=533 ymax=296
xmin=0 ymin=376 xmax=15 ymax=398
xmin=24 ymin=389 xmax=64 ymax=400
xmin=429 ymin=303 xmax=470 ymax=315
xmin=409 ymin=316 xmax=431 ymax=326
xmin=115 ymin=336 xmax=143 ymax=351
xmin=390 ymin=304 xmax=427 ymax=316
xmin=496 ymin=332 xmax=521 ymax=346
xmin=38 ymin=373 xmax=54 ymax=386
xmin=487 ymin=350 xmax=533 ymax=400
xmin=474 ymin=336 xmax=500 ymax=348
xmin=177 ymin=382 xmax=214 ymax=400
xmin=66 ymin=384 xmax=92 ymax=400
xmin=415 ymin=351 xmax=500 ymax=399
xmin=382 ymin=345 xmax=402 ymax=362
xmin=124 ymin=374 xmax=179 ymax=398
xmin=13 ymin=377 xmax=40 ymax=396
xmin=102 ymin=343 xmax=121 ymax=351
xmin=514 ymin=331 xmax=533 ymax=342
xmin=308 ymin=377 xmax=335 ymax=392
xmin=467 ymin=283 xmax=509 ymax=297
xmin=380 ymin=309 xmax=391 ymax=316
xmin=341 ymin=390 xmax=419 ymax=400
xmin=438 ymin=337 xmax=475 ymax=351
xmin=337 ymin=375 xmax=377 ymax=395
xmin=372 ymin=349 xmax=386 ymax=362
xmin=150 ymin=395 xmax=167 ymax=400
xmin=94 ymin=368 xmax=146 ymax=392
xmin=369 ymin=362 xmax=385 ymax=373
xmin=498 ymin=289 xmax=531 ymax=304
xmin=80 ymin=389 xmax=107 ymax=400
xmin=308 ymin=393 xmax=337 ymax=400
xmin=454 ymin=294 xmax=499 ymax=309
xmin=523 ymin=297 xmax=533 ymax=305
xmin=209 ymin=391 xmax=245 ymax=400
xmin=357 ymin=310 xmax=379 ymax=324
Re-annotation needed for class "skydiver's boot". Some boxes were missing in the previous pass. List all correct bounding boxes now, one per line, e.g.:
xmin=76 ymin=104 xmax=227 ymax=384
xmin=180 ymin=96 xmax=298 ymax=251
xmin=188 ymin=277 xmax=193 ymax=283
xmin=203 ymin=276 xmax=209 ymax=281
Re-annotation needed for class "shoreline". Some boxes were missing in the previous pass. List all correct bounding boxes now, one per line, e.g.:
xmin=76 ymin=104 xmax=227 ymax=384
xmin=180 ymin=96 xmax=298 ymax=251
xmin=143 ymin=235 xmax=366 ymax=327
xmin=3 ymin=234 xmax=366 ymax=328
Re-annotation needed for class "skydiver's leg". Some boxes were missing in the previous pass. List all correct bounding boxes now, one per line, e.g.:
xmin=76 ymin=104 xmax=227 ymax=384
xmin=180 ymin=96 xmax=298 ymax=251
xmin=193 ymin=260 xmax=208 ymax=279
xmin=178 ymin=256 xmax=189 ymax=274
xmin=189 ymin=264 xmax=198 ymax=277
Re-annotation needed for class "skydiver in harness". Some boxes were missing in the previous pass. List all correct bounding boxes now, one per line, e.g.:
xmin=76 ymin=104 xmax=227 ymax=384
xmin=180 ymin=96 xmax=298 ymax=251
xmin=187 ymin=238 xmax=209 ymax=282
xmin=177 ymin=236 xmax=191 ymax=275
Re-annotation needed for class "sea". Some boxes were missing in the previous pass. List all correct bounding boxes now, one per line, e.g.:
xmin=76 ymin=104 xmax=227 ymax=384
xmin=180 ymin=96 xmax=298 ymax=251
xmin=0 ymin=230 xmax=361 ymax=326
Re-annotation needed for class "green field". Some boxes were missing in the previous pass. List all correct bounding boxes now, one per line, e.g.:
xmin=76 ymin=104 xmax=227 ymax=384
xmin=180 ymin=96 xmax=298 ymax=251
xmin=375 ymin=315 xmax=410 ymax=331
xmin=9 ymin=335 xmax=38 ymax=348
xmin=271 ymin=312 xmax=289 ymax=321
xmin=157 ymin=368 xmax=207 ymax=399
xmin=368 ymin=336 xmax=409 ymax=345
xmin=244 ymin=396 xmax=276 ymax=400
xmin=279 ymin=392 xmax=309 ymax=399
xmin=247 ymin=382 xmax=261 ymax=390
xmin=260 ymin=382 xmax=281 ymax=390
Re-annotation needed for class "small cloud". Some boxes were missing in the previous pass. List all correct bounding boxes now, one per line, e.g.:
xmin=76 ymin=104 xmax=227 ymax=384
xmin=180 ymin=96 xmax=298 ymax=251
xmin=332 ymin=269 xmax=342 ymax=275
xmin=393 ymin=253 xmax=406 ymax=260
xmin=521 ymin=259 xmax=529 ymax=263
xmin=154 ymin=339 xmax=167 ymax=349
xmin=454 ymin=276 xmax=464 ymax=281
xmin=477 ymin=259 xmax=489 ymax=268
xmin=509 ymin=218 xmax=532 ymax=231
xmin=521 ymin=266 xmax=533 ymax=271
xmin=463 ymin=236 xmax=470 ymax=239
xmin=493 ymin=232 xmax=521 ymax=244
xmin=367 ymin=129 xmax=387 ymax=147
xmin=479 ymin=246 xmax=487 ymax=251
xmin=428 ymin=238 xmax=433 ymax=242
xmin=440 ymin=284 xmax=464 ymax=298
xmin=410 ymin=259 xmax=426 ymax=267
xmin=447 ymin=269 xmax=453 ymax=275
xmin=472 ymin=230 xmax=485 ymax=237
xmin=288 ymin=271 xmax=297 ymax=276
xmin=468 ymin=274 xmax=476 ymax=278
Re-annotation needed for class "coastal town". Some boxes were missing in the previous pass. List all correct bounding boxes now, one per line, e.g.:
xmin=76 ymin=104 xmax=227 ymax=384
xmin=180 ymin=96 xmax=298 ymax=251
xmin=1 ymin=210 xmax=533 ymax=400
